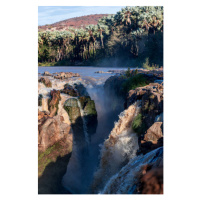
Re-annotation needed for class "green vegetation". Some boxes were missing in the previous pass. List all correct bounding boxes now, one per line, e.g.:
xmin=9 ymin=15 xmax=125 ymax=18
xmin=38 ymin=141 xmax=72 ymax=177
xmin=142 ymin=58 xmax=159 ymax=70
xmin=121 ymin=73 xmax=152 ymax=95
xmin=38 ymin=6 xmax=163 ymax=67
xmin=38 ymin=94 xmax=43 ymax=106
xmin=132 ymin=113 xmax=146 ymax=136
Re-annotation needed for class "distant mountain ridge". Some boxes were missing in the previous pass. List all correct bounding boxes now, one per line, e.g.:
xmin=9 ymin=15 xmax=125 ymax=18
xmin=38 ymin=14 xmax=110 ymax=32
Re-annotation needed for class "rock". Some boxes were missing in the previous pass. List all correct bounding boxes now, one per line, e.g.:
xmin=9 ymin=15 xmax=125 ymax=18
xmin=38 ymin=94 xmax=43 ymax=106
xmin=144 ymin=122 xmax=163 ymax=143
xmin=54 ymin=72 xmax=80 ymax=79
xmin=64 ymin=98 xmax=81 ymax=124
xmin=100 ymin=147 xmax=163 ymax=194
xmin=78 ymin=96 xmax=97 ymax=135
xmin=74 ymin=83 xmax=89 ymax=96
xmin=38 ymin=77 xmax=52 ymax=87
xmin=38 ymin=114 xmax=72 ymax=152
xmin=139 ymin=164 xmax=163 ymax=194
xmin=64 ymin=96 xmax=98 ymax=136
xmin=43 ymin=71 xmax=52 ymax=76
xmin=48 ymin=90 xmax=61 ymax=117
xmin=125 ymin=83 xmax=164 ymax=155
xmin=61 ymin=84 xmax=79 ymax=97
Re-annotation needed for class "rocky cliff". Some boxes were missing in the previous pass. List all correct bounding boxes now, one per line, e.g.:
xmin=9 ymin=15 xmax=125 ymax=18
xmin=91 ymin=72 xmax=163 ymax=194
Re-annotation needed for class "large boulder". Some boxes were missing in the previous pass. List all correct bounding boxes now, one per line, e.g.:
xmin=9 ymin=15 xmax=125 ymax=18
xmin=38 ymin=113 xmax=72 ymax=152
xmin=38 ymin=77 xmax=52 ymax=88
xmin=144 ymin=122 xmax=163 ymax=143
xmin=54 ymin=72 xmax=80 ymax=79
xmin=43 ymin=71 xmax=52 ymax=76
xmin=38 ymin=111 xmax=73 ymax=194
xmin=61 ymin=84 xmax=79 ymax=97
xmin=78 ymin=96 xmax=97 ymax=135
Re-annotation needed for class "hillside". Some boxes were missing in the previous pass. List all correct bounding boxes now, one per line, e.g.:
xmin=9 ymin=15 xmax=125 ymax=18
xmin=38 ymin=14 xmax=110 ymax=32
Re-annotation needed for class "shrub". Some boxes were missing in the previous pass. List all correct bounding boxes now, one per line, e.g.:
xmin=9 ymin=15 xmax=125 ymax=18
xmin=121 ymin=74 xmax=151 ymax=95
xmin=143 ymin=58 xmax=159 ymax=70
xmin=132 ymin=113 xmax=146 ymax=136
xmin=125 ymin=67 xmax=132 ymax=78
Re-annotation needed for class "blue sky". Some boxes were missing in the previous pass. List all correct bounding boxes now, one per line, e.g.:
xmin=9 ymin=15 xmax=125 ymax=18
xmin=38 ymin=6 xmax=126 ymax=26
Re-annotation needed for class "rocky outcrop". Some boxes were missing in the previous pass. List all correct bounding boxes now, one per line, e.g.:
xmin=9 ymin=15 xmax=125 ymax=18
xmin=61 ymin=84 xmax=79 ymax=97
xmin=48 ymin=89 xmax=61 ymax=117
xmin=38 ymin=77 xmax=52 ymax=87
xmin=126 ymin=83 xmax=163 ymax=155
xmin=38 ymin=113 xmax=72 ymax=152
xmin=54 ymin=72 xmax=80 ymax=79
xmin=43 ymin=71 xmax=52 ymax=76
xmin=74 ymin=83 xmax=89 ymax=96
xmin=38 ymin=110 xmax=73 ymax=194
xmin=64 ymin=96 xmax=97 ymax=137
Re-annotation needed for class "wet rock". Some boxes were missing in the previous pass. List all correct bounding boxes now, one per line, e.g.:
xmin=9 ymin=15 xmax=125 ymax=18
xmin=64 ymin=96 xmax=98 ymax=137
xmin=78 ymin=96 xmax=97 ymax=135
xmin=38 ymin=77 xmax=52 ymax=88
xmin=64 ymin=98 xmax=81 ymax=124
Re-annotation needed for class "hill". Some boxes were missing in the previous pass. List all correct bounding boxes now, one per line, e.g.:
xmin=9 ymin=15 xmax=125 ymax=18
xmin=38 ymin=14 xmax=110 ymax=32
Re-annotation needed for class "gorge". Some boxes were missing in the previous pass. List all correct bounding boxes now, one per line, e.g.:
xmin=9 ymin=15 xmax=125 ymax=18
xmin=38 ymin=67 xmax=163 ymax=194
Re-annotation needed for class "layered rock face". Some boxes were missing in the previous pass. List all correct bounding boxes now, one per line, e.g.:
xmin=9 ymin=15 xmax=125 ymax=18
xmin=126 ymin=82 xmax=164 ymax=155
xmin=38 ymin=112 xmax=72 ymax=152
xmin=91 ymin=74 xmax=163 ymax=194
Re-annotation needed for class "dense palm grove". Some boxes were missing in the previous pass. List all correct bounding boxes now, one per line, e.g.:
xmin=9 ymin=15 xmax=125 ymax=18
xmin=38 ymin=6 xmax=163 ymax=67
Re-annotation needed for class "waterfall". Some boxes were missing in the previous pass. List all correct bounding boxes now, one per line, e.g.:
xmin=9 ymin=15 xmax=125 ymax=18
xmin=62 ymin=97 xmax=90 ymax=194
xmin=76 ymin=99 xmax=89 ymax=145
xmin=66 ymin=97 xmax=89 ymax=145
xmin=91 ymin=101 xmax=141 ymax=193
xmin=42 ymin=97 xmax=49 ymax=112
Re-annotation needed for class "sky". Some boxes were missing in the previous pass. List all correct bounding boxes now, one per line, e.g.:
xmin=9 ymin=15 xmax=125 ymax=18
xmin=38 ymin=6 xmax=126 ymax=26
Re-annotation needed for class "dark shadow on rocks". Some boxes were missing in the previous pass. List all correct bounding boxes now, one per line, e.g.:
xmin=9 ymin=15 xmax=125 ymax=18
xmin=38 ymin=153 xmax=72 ymax=194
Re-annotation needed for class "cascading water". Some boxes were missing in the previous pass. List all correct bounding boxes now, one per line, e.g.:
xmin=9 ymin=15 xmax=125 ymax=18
xmin=91 ymin=101 xmax=142 ymax=193
xmin=76 ymin=99 xmax=89 ymax=145
xmin=62 ymin=82 xmax=125 ymax=194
